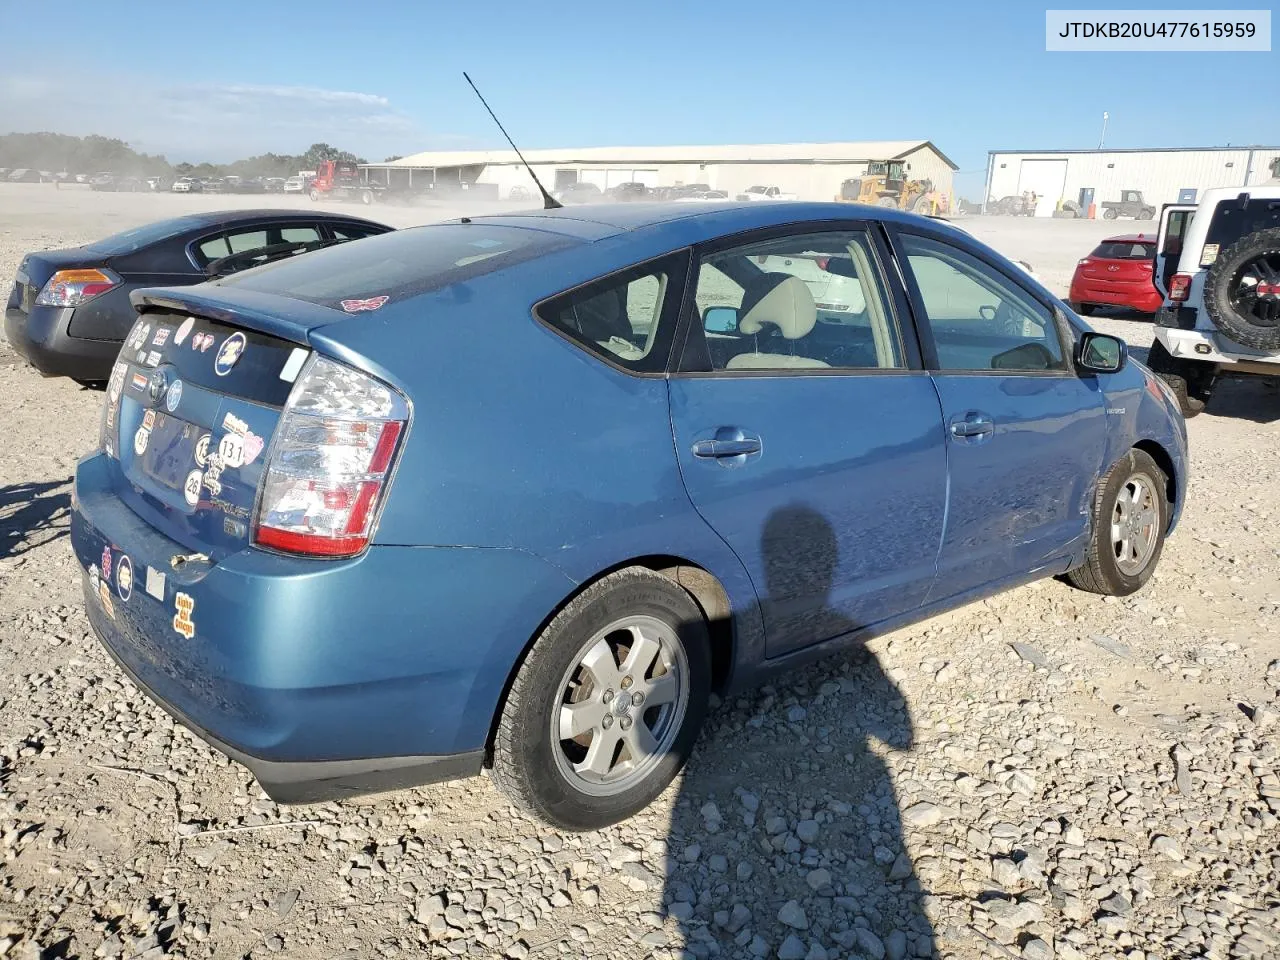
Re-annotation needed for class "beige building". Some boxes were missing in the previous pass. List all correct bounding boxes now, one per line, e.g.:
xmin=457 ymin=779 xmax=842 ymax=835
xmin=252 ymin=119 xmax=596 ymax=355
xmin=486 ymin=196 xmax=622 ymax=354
xmin=985 ymin=146 xmax=1280 ymax=217
xmin=361 ymin=141 xmax=957 ymax=203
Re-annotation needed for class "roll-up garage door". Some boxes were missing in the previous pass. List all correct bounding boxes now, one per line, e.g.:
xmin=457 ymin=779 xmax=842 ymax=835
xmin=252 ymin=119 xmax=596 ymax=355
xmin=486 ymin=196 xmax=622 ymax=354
xmin=1016 ymin=160 xmax=1068 ymax=217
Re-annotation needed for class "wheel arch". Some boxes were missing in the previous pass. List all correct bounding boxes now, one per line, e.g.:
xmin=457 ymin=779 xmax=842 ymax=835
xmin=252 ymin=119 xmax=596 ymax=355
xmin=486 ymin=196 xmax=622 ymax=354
xmin=482 ymin=555 xmax=738 ymax=765
xmin=1132 ymin=438 xmax=1178 ymax=528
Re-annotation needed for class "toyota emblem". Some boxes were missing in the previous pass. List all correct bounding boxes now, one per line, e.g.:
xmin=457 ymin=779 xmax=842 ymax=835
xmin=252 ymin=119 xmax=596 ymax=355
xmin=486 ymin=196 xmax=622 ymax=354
xmin=148 ymin=368 xmax=169 ymax=403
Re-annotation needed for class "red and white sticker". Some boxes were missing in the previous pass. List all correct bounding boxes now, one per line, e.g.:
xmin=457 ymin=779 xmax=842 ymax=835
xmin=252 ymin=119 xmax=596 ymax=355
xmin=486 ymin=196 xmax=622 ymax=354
xmin=340 ymin=296 xmax=389 ymax=313
xmin=174 ymin=317 xmax=195 ymax=346
xmin=173 ymin=592 xmax=196 ymax=639
xmin=142 ymin=409 xmax=157 ymax=430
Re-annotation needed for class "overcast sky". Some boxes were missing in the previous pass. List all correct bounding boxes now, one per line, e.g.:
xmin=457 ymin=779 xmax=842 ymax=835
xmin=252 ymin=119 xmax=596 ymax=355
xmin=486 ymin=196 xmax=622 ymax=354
xmin=1 ymin=0 xmax=1277 ymax=195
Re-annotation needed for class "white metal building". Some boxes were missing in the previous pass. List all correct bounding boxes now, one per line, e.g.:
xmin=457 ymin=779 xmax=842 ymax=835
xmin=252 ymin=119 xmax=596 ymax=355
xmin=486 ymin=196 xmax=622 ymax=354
xmin=985 ymin=146 xmax=1280 ymax=217
xmin=362 ymin=141 xmax=957 ymax=203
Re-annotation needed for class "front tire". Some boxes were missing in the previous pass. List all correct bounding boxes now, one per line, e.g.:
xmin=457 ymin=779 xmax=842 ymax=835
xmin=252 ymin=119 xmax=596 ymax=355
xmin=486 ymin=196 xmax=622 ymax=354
xmin=1103 ymin=207 xmax=1119 ymax=220
xmin=1066 ymin=449 xmax=1169 ymax=596
xmin=308 ymin=188 xmax=320 ymax=202
xmin=491 ymin=568 xmax=711 ymax=831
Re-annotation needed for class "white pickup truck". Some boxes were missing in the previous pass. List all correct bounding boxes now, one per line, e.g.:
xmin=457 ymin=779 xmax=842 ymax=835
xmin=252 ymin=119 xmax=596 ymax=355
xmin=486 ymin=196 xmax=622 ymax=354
xmin=735 ymin=185 xmax=797 ymax=201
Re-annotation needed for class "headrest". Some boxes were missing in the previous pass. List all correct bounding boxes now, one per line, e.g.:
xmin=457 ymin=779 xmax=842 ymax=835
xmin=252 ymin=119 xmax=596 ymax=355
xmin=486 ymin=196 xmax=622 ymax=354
xmin=739 ymin=274 xmax=817 ymax=340
xmin=570 ymin=287 xmax=629 ymax=342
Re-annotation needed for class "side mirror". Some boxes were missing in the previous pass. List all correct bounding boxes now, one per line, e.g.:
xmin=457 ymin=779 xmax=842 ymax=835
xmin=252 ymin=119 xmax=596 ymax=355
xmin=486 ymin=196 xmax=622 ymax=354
xmin=1077 ymin=332 xmax=1127 ymax=374
xmin=703 ymin=306 xmax=739 ymax=334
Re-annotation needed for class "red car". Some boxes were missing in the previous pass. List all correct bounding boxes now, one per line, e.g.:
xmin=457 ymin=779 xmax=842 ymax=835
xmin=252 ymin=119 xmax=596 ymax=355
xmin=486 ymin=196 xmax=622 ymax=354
xmin=1069 ymin=234 xmax=1163 ymax=315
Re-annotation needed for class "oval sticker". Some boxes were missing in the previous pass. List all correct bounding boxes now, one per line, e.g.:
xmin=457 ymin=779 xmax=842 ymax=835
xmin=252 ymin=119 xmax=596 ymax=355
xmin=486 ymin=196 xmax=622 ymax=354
xmin=165 ymin=378 xmax=183 ymax=413
xmin=183 ymin=469 xmax=203 ymax=506
xmin=214 ymin=332 xmax=247 ymax=377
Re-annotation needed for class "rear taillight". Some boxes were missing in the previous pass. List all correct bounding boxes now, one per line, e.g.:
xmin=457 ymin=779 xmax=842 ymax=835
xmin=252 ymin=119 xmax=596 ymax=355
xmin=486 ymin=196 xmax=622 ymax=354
xmin=253 ymin=355 xmax=409 ymax=558
xmin=1169 ymin=274 xmax=1192 ymax=302
xmin=1078 ymin=258 xmax=1090 ymax=266
xmin=36 ymin=268 xmax=119 ymax=307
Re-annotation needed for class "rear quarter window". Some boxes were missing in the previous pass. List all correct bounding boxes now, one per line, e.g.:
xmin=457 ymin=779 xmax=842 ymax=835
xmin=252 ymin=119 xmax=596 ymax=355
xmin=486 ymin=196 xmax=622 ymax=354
xmin=216 ymin=223 xmax=580 ymax=309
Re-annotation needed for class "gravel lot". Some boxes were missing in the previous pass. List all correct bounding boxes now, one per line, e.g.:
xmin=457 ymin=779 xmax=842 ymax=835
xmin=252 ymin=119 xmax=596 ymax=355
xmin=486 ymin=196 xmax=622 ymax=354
xmin=2 ymin=184 xmax=1278 ymax=960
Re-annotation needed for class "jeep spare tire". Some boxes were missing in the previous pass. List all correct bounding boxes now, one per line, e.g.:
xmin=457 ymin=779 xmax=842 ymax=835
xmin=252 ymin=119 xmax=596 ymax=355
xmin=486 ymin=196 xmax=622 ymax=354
xmin=1204 ymin=227 xmax=1280 ymax=351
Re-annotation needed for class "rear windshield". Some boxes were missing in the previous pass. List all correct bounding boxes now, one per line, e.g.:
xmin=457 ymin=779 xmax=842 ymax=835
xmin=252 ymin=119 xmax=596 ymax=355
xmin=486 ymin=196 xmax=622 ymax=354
xmin=85 ymin=215 xmax=207 ymax=254
xmin=1207 ymin=198 xmax=1280 ymax=248
xmin=1092 ymin=241 xmax=1155 ymax=260
xmin=215 ymin=223 xmax=580 ymax=310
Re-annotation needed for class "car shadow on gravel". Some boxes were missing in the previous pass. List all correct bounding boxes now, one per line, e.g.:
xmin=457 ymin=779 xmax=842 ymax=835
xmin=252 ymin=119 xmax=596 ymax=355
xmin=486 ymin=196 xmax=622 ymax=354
xmin=0 ymin=479 xmax=72 ymax=560
xmin=663 ymin=505 xmax=935 ymax=960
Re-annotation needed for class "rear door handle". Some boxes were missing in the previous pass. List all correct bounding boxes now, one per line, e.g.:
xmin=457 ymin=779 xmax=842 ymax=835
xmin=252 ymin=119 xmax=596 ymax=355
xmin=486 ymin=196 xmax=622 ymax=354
xmin=692 ymin=438 xmax=762 ymax=458
xmin=949 ymin=414 xmax=994 ymax=438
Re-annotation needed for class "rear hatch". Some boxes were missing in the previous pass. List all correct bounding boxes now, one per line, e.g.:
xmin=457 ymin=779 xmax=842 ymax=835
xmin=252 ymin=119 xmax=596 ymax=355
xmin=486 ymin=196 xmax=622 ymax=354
xmin=105 ymin=301 xmax=315 ymax=560
xmin=1079 ymin=240 xmax=1157 ymax=287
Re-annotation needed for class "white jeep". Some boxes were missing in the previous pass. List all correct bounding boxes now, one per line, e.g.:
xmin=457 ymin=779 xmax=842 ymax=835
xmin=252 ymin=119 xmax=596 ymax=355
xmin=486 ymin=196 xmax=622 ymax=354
xmin=1149 ymin=182 xmax=1280 ymax=416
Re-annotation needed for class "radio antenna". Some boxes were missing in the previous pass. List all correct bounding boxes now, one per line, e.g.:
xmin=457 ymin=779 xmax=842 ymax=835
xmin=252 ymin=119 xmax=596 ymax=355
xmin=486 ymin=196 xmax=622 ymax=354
xmin=463 ymin=72 xmax=561 ymax=210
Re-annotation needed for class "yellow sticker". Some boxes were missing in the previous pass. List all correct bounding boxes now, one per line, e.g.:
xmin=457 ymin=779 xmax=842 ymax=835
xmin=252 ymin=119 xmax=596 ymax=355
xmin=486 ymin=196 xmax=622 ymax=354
xmin=97 ymin=581 xmax=116 ymax=620
xmin=173 ymin=592 xmax=196 ymax=639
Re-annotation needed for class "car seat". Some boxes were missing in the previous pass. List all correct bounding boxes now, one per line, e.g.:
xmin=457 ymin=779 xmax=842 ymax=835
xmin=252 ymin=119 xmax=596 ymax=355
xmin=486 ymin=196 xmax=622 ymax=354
xmin=726 ymin=274 xmax=827 ymax=369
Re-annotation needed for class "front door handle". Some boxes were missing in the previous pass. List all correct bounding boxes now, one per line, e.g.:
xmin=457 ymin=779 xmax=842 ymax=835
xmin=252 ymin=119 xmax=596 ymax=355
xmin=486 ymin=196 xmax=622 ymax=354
xmin=692 ymin=437 xmax=762 ymax=458
xmin=949 ymin=414 xmax=994 ymax=439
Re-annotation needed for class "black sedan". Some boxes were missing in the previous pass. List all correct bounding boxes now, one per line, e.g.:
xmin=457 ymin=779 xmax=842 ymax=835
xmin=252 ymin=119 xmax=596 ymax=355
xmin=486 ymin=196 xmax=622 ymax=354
xmin=5 ymin=210 xmax=391 ymax=383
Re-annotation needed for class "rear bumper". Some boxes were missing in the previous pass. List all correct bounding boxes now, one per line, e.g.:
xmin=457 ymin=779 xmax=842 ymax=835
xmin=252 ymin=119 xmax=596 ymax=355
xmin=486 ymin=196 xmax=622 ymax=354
xmin=1069 ymin=277 xmax=1163 ymax=313
xmin=4 ymin=302 xmax=121 ymax=380
xmin=1156 ymin=328 xmax=1280 ymax=371
xmin=71 ymin=452 xmax=575 ymax=801
xmin=96 ymin=629 xmax=484 ymax=803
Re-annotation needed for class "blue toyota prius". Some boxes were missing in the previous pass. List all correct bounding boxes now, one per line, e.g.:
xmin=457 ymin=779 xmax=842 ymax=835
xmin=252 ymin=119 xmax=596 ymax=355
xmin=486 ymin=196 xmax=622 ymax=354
xmin=70 ymin=202 xmax=1187 ymax=829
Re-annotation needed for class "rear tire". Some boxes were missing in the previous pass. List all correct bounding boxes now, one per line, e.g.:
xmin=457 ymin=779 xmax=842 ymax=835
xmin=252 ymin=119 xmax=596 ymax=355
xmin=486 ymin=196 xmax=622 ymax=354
xmin=1146 ymin=339 xmax=1215 ymax=418
xmin=1139 ymin=207 xmax=1155 ymax=220
xmin=1103 ymin=207 xmax=1119 ymax=220
xmin=308 ymin=188 xmax=320 ymax=202
xmin=491 ymin=568 xmax=711 ymax=831
xmin=1072 ymin=301 xmax=1096 ymax=316
xmin=1066 ymin=449 xmax=1168 ymax=596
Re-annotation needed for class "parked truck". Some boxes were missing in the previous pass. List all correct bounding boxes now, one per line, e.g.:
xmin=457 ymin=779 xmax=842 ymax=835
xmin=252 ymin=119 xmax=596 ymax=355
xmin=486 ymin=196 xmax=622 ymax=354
xmin=308 ymin=160 xmax=380 ymax=205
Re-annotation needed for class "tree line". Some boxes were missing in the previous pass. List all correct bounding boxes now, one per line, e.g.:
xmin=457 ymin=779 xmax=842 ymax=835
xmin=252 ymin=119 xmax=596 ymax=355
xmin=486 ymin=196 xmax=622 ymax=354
xmin=0 ymin=133 xmax=383 ymax=179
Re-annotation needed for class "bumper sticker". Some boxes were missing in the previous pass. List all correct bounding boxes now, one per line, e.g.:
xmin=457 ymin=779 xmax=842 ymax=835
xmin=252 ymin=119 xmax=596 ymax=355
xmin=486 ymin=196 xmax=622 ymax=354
xmin=183 ymin=469 xmax=203 ymax=507
xmin=97 ymin=580 xmax=115 ymax=620
xmin=152 ymin=327 xmax=170 ymax=347
xmin=174 ymin=317 xmax=195 ymax=345
xmin=194 ymin=433 xmax=212 ymax=468
xmin=165 ymin=379 xmax=183 ymax=413
xmin=145 ymin=565 xmax=166 ymax=602
xmin=88 ymin=563 xmax=100 ymax=596
xmin=173 ymin=593 xmax=196 ymax=639
xmin=145 ymin=350 xmax=162 ymax=368
xmin=130 ymin=372 xmax=148 ymax=393
xmin=101 ymin=546 xmax=113 ymax=583
xmin=133 ymin=426 xmax=150 ymax=456
xmin=116 ymin=555 xmax=133 ymax=601
xmin=215 ymin=332 xmax=247 ymax=376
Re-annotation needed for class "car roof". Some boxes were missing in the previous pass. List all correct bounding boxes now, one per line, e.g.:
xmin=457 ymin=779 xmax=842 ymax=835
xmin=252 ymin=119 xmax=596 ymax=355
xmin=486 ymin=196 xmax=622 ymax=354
xmin=181 ymin=209 xmax=387 ymax=227
xmin=1102 ymin=234 xmax=1153 ymax=244
xmin=468 ymin=200 xmax=945 ymax=239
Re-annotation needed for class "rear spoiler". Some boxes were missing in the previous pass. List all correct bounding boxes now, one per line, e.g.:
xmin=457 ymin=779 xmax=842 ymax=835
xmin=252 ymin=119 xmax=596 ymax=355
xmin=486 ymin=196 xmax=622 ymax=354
xmin=129 ymin=286 xmax=349 ymax=344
